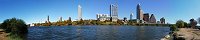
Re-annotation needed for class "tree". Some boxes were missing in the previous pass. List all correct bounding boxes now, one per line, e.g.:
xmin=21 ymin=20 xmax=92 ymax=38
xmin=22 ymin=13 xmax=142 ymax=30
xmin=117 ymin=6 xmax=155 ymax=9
xmin=123 ymin=17 xmax=128 ymax=24
xmin=184 ymin=22 xmax=188 ymax=28
xmin=0 ymin=18 xmax=28 ymax=37
xmin=90 ymin=20 xmax=97 ymax=25
xmin=78 ymin=18 xmax=84 ymax=25
xmin=117 ymin=19 xmax=123 ymax=25
xmin=170 ymin=25 xmax=178 ymax=31
xmin=176 ymin=20 xmax=185 ymax=28
xmin=67 ymin=17 xmax=72 ymax=25
xmin=0 ymin=24 xmax=1 ymax=28
xmin=190 ymin=18 xmax=197 ymax=28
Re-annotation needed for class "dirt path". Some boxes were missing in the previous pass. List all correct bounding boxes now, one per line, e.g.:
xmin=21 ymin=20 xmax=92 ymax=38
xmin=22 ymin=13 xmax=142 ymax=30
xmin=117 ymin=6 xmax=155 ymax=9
xmin=0 ymin=29 xmax=8 ymax=40
xmin=176 ymin=28 xmax=200 ymax=40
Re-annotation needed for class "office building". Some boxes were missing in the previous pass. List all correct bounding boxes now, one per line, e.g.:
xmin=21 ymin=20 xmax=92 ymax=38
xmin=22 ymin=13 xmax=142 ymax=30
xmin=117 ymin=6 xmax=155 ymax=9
xmin=110 ymin=4 xmax=118 ymax=22
xmin=149 ymin=14 xmax=156 ymax=23
xmin=96 ymin=14 xmax=110 ymax=21
xmin=136 ymin=4 xmax=144 ymax=20
xmin=130 ymin=12 xmax=133 ymax=20
xmin=59 ymin=17 xmax=62 ymax=22
xmin=78 ymin=5 xmax=82 ymax=20
xmin=143 ymin=13 xmax=149 ymax=23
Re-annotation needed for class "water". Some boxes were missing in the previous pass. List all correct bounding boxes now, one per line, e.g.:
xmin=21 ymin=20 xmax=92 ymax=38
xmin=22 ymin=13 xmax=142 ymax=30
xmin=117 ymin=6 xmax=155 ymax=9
xmin=28 ymin=25 xmax=170 ymax=40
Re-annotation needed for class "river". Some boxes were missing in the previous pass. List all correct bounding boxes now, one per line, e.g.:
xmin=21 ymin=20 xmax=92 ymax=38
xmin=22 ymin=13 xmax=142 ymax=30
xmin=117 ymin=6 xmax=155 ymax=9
xmin=28 ymin=25 xmax=170 ymax=40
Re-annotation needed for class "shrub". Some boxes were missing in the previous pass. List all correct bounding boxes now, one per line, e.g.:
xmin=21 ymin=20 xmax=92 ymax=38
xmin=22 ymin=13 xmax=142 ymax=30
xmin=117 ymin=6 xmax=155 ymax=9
xmin=0 ymin=18 xmax=28 ymax=37
xmin=176 ymin=20 xmax=185 ymax=28
xmin=170 ymin=25 xmax=178 ymax=31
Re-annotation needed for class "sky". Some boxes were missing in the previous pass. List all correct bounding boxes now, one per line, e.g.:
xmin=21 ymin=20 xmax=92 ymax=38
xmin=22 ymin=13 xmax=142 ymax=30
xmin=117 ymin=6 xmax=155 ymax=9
xmin=0 ymin=0 xmax=200 ymax=24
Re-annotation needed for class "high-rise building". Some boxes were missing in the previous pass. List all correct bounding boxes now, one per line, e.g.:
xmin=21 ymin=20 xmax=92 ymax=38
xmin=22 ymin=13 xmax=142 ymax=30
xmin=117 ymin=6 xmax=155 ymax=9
xmin=59 ymin=17 xmax=62 ymax=22
xmin=130 ymin=12 xmax=133 ymax=20
xmin=47 ymin=15 xmax=50 ymax=23
xmin=78 ymin=5 xmax=82 ymax=20
xmin=110 ymin=4 xmax=118 ymax=22
xmin=47 ymin=15 xmax=49 ymax=21
xmin=136 ymin=4 xmax=143 ymax=20
xmin=160 ymin=17 xmax=165 ymax=24
xmin=143 ymin=13 xmax=149 ymax=23
xmin=149 ymin=14 xmax=156 ymax=23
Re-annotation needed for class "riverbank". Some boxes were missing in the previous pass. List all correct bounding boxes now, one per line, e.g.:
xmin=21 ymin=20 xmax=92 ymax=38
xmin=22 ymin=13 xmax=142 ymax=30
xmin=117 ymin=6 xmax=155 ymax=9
xmin=0 ymin=29 xmax=8 ymax=40
xmin=174 ymin=28 xmax=200 ymax=40
xmin=0 ymin=29 xmax=25 ymax=40
xmin=162 ymin=28 xmax=200 ymax=40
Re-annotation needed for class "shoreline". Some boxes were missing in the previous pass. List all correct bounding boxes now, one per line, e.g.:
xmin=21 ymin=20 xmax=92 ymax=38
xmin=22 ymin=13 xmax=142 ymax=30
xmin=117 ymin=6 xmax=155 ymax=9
xmin=30 ymin=24 xmax=171 ymax=27
xmin=161 ymin=28 xmax=200 ymax=40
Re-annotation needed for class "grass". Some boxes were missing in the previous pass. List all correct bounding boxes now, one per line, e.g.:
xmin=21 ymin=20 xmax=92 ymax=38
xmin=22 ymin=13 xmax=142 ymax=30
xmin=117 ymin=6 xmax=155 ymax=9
xmin=7 ymin=33 xmax=26 ymax=40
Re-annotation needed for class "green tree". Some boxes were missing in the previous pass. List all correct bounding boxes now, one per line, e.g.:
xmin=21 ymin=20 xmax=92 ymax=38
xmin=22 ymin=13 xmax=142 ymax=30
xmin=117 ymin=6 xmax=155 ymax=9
xmin=170 ymin=25 xmax=178 ymax=31
xmin=0 ymin=18 xmax=28 ymax=38
xmin=67 ymin=17 xmax=72 ymax=25
xmin=90 ymin=20 xmax=97 ymax=25
xmin=184 ymin=22 xmax=188 ymax=28
xmin=117 ymin=19 xmax=123 ymax=25
xmin=176 ymin=20 xmax=185 ymax=28
xmin=78 ymin=18 xmax=84 ymax=25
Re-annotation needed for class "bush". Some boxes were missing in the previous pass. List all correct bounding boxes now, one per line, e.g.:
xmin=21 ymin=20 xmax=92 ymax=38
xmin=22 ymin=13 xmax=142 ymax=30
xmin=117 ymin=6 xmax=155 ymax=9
xmin=0 ymin=18 xmax=28 ymax=37
xmin=170 ymin=25 xmax=178 ymax=31
xmin=176 ymin=20 xmax=185 ymax=28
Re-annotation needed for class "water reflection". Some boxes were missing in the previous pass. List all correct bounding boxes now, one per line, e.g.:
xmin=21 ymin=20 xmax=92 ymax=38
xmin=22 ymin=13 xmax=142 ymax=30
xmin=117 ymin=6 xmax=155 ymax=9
xmin=28 ymin=25 xmax=170 ymax=40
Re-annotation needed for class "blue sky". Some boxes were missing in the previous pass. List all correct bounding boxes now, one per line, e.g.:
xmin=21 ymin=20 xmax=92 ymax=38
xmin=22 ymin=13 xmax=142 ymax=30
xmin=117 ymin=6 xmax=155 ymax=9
xmin=0 ymin=0 xmax=200 ymax=24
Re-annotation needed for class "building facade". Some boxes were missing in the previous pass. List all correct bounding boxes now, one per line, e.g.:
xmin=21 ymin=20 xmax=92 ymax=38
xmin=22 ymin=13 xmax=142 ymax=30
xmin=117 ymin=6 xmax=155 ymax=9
xmin=110 ymin=4 xmax=118 ymax=22
xmin=130 ymin=12 xmax=133 ymax=20
xmin=136 ymin=4 xmax=144 ymax=20
xmin=149 ymin=14 xmax=156 ymax=23
xmin=143 ymin=13 xmax=149 ymax=23
xmin=96 ymin=14 xmax=110 ymax=21
xmin=59 ymin=17 xmax=62 ymax=22
xmin=78 ymin=5 xmax=82 ymax=20
xmin=47 ymin=15 xmax=50 ymax=22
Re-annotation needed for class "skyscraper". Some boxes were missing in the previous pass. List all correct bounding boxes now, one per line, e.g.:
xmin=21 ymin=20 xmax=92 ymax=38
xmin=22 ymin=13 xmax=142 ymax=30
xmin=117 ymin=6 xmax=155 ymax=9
xmin=110 ymin=4 xmax=118 ymax=22
xmin=143 ymin=13 xmax=149 ymax=23
xmin=149 ymin=14 xmax=156 ymax=23
xmin=78 ymin=5 xmax=82 ymax=20
xmin=130 ymin=12 xmax=133 ymax=20
xmin=136 ymin=4 xmax=143 ymax=20
xmin=47 ymin=15 xmax=50 ymax=23
xmin=59 ymin=17 xmax=62 ymax=22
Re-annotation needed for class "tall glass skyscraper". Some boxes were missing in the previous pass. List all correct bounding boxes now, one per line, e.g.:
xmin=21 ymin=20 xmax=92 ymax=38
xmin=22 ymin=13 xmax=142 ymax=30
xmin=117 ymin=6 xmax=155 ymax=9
xmin=130 ymin=12 xmax=133 ymax=20
xmin=136 ymin=4 xmax=143 ymax=20
xmin=110 ymin=4 xmax=118 ymax=22
xmin=78 ymin=5 xmax=82 ymax=20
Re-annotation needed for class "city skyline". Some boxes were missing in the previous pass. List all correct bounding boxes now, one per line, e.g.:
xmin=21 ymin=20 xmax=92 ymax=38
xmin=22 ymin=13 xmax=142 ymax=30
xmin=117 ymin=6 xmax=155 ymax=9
xmin=1 ymin=0 xmax=200 ymax=24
